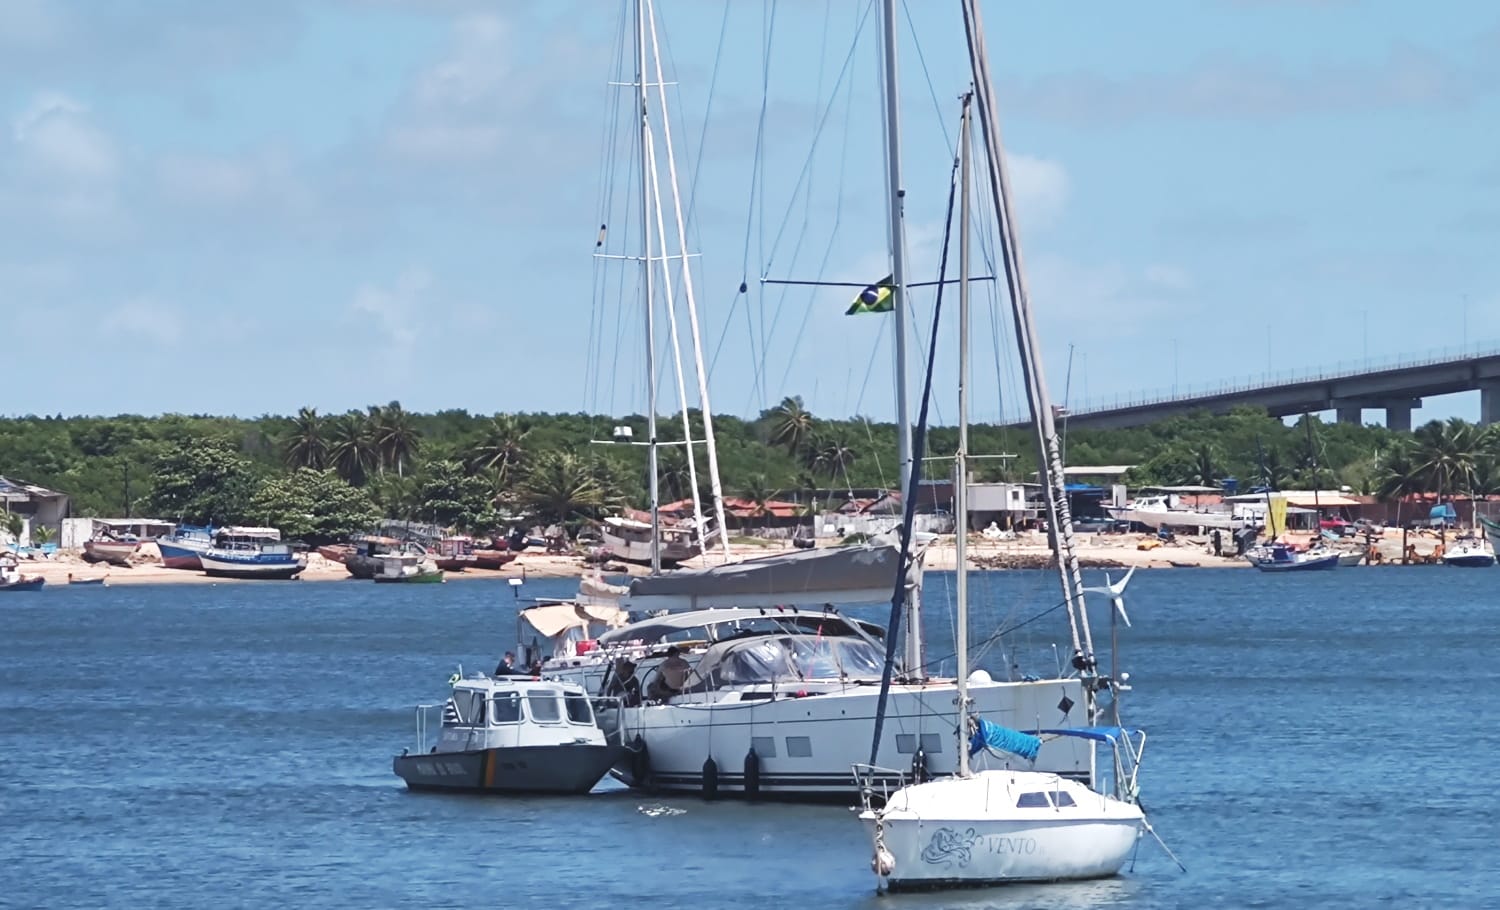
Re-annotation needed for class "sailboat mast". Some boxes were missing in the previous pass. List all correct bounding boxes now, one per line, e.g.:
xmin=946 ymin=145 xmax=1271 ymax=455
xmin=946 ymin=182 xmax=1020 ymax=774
xmin=643 ymin=0 xmax=732 ymax=563
xmin=961 ymin=0 xmax=1093 ymax=667
xmin=879 ymin=0 xmax=922 ymax=678
xmin=955 ymin=91 xmax=973 ymax=779
xmin=635 ymin=0 xmax=661 ymax=575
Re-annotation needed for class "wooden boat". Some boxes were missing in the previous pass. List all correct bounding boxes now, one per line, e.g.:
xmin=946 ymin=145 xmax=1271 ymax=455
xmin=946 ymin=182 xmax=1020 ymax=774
xmin=67 ymin=575 xmax=107 ymax=586
xmin=318 ymin=544 xmax=354 ymax=564
xmin=1245 ymin=543 xmax=1339 ymax=572
xmin=344 ymin=536 xmax=403 ymax=579
xmin=1 ymin=553 xmax=46 ymax=591
xmin=83 ymin=537 xmax=139 ymax=566
xmin=372 ymin=552 xmax=444 ymax=584
xmin=471 ymin=549 xmax=518 ymax=570
xmin=155 ymin=525 xmax=215 ymax=570
xmin=432 ymin=536 xmax=478 ymax=572
xmin=200 ymin=531 xmax=305 ymax=580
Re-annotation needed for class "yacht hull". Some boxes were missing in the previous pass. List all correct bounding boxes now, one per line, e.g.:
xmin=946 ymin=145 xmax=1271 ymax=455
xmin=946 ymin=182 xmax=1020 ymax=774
xmin=393 ymin=743 xmax=620 ymax=794
xmin=866 ymin=814 xmax=1141 ymax=889
xmin=594 ymin=678 xmax=1092 ymax=800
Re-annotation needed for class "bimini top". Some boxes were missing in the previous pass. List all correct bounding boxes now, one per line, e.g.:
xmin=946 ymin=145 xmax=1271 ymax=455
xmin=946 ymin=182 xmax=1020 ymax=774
xmin=623 ymin=538 xmax=923 ymax=610
xmin=689 ymin=633 xmax=887 ymax=687
xmin=595 ymin=605 xmax=885 ymax=646
xmin=519 ymin=601 xmax=630 ymax=639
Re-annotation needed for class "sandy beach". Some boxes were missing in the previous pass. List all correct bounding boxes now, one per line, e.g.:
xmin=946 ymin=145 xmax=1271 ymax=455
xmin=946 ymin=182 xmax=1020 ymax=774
xmin=11 ymin=526 xmax=1454 ymax=587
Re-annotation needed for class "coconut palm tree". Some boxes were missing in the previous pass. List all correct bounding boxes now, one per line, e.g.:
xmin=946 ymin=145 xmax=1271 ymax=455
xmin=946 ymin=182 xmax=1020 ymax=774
xmin=1412 ymin=418 xmax=1482 ymax=502
xmin=281 ymin=406 xmax=328 ymax=470
xmin=770 ymin=396 xmax=815 ymax=458
xmin=740 ymin=473 xmax=774 ymax=533
xmin=655 ymin=446 xmax=693 ymax=505
xmin=469 ymin=414 xmax=531 ymax=485
xmin=328 ymin=412 xmax=380 ymax=486
xmin=807 ymin=432 xmax=857 ymax=484
xmin=516 ymin=451 xmax=607 ymax=526
xmin=1376 ymin=438 xmax=1423 ymax=526
xmin=30 ymin=524 xmax=56 ymax=547
xmin=371 ymin=401 xmax=422 ymax=477
xmin=1189 ymin=443 xmax=1219 ymax=488
xmin=2 ymin=512 xmax=23 ymax=543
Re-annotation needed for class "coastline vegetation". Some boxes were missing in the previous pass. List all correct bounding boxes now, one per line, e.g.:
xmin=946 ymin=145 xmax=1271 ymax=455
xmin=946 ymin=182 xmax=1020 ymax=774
xmin=0 ymin=399 xmax=1491 ymax=543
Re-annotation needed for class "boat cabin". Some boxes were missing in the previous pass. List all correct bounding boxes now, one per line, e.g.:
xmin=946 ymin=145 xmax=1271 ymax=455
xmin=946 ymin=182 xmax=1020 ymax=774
xmin=421 ymin=676 xmax=609 ymax=755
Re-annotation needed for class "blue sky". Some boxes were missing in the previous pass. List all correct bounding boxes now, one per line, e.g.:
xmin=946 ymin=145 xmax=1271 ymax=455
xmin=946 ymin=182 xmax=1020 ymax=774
xmin=2 ymin=0 xmax=1498 ymax=428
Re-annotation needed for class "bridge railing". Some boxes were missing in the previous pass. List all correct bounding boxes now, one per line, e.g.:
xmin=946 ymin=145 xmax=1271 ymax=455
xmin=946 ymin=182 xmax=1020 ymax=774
xmin=1063 ymin=339 xmax=1500 ymax=417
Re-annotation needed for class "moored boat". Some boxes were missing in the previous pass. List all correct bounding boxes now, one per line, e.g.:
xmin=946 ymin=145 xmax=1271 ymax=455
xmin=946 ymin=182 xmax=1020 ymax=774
xmin=1245 ymin=542 xmax=1339 ymax=572
xmin=1 ymin=552 xmax=46 ymax=591
xmin=1442 ymin=535 xmax=1495 ymax=568
xmin=393 ymin=674 xmax=621 ymax=794
xmin=200 ymin=531 xmax=305 ymax=580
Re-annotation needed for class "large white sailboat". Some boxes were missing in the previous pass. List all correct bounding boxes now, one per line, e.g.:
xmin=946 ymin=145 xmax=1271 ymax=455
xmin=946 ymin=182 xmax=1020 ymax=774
xmin=541 ymin=0 xmax=1113 ymax=801
xmin=856 ymin=50 xmax=1147 ymax=888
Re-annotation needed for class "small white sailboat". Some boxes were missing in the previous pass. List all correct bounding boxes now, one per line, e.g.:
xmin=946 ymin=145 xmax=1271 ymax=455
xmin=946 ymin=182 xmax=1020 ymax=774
xmin=857 ymin=67 xmax=1149 ymax=891
xmin=1442 ymin=534 xmax=1495 ymax=568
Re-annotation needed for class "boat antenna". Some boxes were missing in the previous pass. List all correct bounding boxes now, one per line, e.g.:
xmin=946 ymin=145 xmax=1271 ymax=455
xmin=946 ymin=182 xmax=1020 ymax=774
xmin=962 ymin=0 xmax=1095 ymax=679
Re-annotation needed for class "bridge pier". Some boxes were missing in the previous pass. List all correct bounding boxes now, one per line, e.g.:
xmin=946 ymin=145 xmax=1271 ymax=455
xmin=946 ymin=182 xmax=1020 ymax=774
xmin=1482 ymin=383 xmax=1500 ymax=426
xmin=1335 ymin=405 xmax=1363 ymax=426
xmin=1384 ymin=399 xmax=1420 ymax=433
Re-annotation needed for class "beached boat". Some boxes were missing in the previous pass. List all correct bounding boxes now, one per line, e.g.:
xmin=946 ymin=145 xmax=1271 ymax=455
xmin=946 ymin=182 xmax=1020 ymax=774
xmin=83 ymin=536 xmax=139 ymax=566
xmin=1245 ymin=542 xmax=1339 ymax=572
xmin=343 ymin=536 xmax=403 ymax=579
xmin=155 ymin=525 xmax=216 ymax=570
xmin=598 ymin=514 xmax=714 ymax=567
xmin=432 ymin=536 xmax=478 ymax=572
xmin=1105 ymin=491 xmax=1241 ymax=532
xmin=1 ymin=552 xmax=45 ymax=591
xmin=1442 ymin=534 xmax=1495 ymax=568
xmin=392 ymin=674 xmax=620 ymax=794
xmin=1337 ymin=551 xmax=1365 ymax=567
xmin=317 ymin=544 xmax=353 ymax=564
xmin=67 ymin=575 xmax=107 ymax=586
xmin=200 ymin=531 xmax=305 ymax=580
xmin=372 ymin=552 xmax=444 ymax=583
xmin=471 ymin=547 xmax=517 ymax=571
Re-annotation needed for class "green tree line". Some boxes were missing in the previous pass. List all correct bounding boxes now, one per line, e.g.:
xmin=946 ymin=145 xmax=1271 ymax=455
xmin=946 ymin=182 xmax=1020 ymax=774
xmin=0 ymin=399 xmax=1492 ymax=543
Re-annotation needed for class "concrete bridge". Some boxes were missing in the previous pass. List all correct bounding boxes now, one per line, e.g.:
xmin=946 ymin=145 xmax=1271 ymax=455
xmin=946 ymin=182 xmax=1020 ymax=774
xmin=1043 ymin=343 xmax=1500 ymax=431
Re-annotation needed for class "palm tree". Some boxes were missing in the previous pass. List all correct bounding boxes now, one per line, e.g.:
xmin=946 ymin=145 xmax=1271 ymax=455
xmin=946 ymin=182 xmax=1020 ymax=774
xmin=469 ymin=414 xmax=531 ymax=485
xmin=1188 ymin=443 xmax=1218 ymax=488
xmin=1376 ymin=438 xmax=1423 ymax=526
xmin=2 ymin=512 xmax=23 ymax=543
xmin=281 ymin=406 xmax=328 ymax=470
xmin=1412 ymin=418 xmax=1482 ymax=502
xmin=1261 ymin=446 xmax=1291 ymax=491
xmin=655 ymin=446 xmax=693 ymax=505
xmin=740 ymin=473 xmax=773 ymax=533
xmin=808 ymin=432 xmax=857 ymax=484
xmin=371 ymin=401 xmax=422 ymax=477
xmin=328 ymin=412 xmax=380 ymax=486
xmin=770 ymin=396 xmax=815 ymax=458
xmin=30 ymin=524 xmax=56 ymax=547
xmin=516 ymin=451 xmax=607 ymax=526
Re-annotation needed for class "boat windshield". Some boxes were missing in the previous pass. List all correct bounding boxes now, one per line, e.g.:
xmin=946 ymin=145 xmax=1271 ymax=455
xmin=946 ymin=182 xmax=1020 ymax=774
xmin=696 ymin=635 xmax=885 ymax=686
xmin=564 ymin=694 xmax=594 ymax=725
xmin=527 ymin=690 xmax=562 ymax=723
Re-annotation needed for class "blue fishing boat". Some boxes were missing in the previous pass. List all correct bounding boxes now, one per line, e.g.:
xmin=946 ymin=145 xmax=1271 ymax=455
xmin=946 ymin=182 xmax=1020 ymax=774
xmin=199 ymin=530 xmax=304 ymax=580
xmin=1245 ymin=543 xmax=1339 ymax=572
xmin=156 ymin=524 xmax=216 ymax=570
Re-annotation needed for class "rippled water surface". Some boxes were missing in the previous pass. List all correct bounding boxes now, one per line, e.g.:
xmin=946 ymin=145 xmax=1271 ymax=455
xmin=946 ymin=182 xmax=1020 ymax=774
xmin=3 ymin=567 xmax=1496 ymax=908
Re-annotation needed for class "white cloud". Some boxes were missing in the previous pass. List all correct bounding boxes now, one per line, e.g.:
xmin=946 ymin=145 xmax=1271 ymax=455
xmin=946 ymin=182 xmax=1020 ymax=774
xmin=11 ymin=91 xmax=117 ymax=181
xmin=351 ymin=267 xmax=431 ymax=353
xmin=1006 ymin=153 xmax=1070 ymax=228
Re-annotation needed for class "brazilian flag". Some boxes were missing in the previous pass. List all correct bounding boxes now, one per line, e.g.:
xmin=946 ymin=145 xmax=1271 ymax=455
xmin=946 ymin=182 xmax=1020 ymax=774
xmin=846 ymin=275 xmax=894 ymax=315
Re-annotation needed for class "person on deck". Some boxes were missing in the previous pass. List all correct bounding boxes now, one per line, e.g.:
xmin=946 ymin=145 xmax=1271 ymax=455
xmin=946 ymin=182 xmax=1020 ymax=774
xmin=647 ymin=647 xmax=693 ymax=702
xmin=604 ymin=658 xmax=642 ymax=707
xmin=493 ymin=652 xmax=520 ymax=676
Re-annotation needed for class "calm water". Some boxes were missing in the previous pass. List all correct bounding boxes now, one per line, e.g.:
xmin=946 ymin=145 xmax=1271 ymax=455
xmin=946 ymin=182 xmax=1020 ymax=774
xmin=3 ymin=568 xmax=1497 ymax=909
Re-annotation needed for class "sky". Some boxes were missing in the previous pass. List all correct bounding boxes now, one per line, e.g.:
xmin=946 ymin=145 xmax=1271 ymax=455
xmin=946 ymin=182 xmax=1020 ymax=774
xmin=3 ymin=0 xmax=1499 ymax=428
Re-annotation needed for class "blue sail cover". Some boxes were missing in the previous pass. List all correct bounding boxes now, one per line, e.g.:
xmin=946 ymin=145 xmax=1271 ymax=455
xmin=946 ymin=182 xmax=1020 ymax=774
xmin=1033 ymin=726 xmax=1140 ymax=744
xmin=969 ymin=719 xmax=1041 ymax=761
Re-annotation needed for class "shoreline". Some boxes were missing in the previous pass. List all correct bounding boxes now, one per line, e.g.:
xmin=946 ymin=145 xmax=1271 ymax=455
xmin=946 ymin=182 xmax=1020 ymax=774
xmin=12 ymin=527 xmax=1442 ymax=586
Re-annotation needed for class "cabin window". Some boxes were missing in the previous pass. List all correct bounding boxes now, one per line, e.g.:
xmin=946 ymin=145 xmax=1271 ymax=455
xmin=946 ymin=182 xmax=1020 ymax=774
xmin=1016 ymin=792 xmax=1051 ymax=808
xmin=491 ymin=692 xmax=521 ymax=724
xmin=450 ymin=690 xmax=478 ymax=725
xmin=1053 ymin=790 xmax=1076 ymax=808
xmin=751 ymin=736 xmax=777 ymax=758
xmin=527 ymin=690 xmax=562 ymax=723
xmin=564 ymin=695 xmax=594 ymax=725
xmin=785 ymin=736 xmax=813 ymax=758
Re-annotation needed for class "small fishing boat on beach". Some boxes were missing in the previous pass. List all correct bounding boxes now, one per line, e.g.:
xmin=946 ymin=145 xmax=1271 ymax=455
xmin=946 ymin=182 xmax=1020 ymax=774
xmin=343 ymin=536 xmax=405 ymax=579
xmin=317 ymin=543 xmax=353 ymax=564
xmin=471 ymin=545 xmax=517 ymax=571
xmin=598 ymin=514 xmax=712 ymax=567
xmin=432 ymin=536 xmax=478 ymax=572
xmin=84 ymin=535 xmax=139 ymax=566
xmin=1 ymin=552 xmax=46 ymax=591
xmin=199 ymin=531 xmax=305 ymax=580
xmin=392 ymin=674 xmax=621 ymax=794
xmin=372 ymin=552 xmax=444 ymax=583
xmin=155 ymin=525 xmax=216 ymax=570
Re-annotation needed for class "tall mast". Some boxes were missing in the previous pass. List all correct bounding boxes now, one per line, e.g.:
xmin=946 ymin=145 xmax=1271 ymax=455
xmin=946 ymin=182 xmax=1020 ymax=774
xmin=880 ymin=0 xmax=922 ymax=678
xmin=643 ymin=0 xmax=732 ymax=563
xmin=955 ymin=91 xmax=973 ymax=779
xmin=962 ymin=0 xmax=1094 ymax=670
xmin=635 ymin=0 xmax=661 ymax=575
